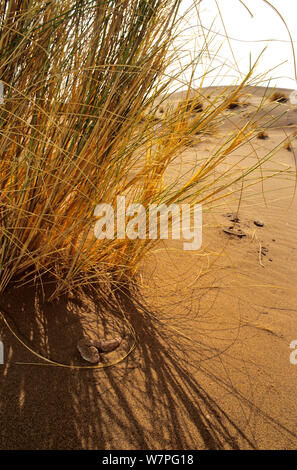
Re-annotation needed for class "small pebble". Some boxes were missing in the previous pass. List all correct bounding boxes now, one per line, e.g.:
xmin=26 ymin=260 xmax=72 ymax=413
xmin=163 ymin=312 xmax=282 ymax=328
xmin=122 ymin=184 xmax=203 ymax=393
xmin=226 ymin=213 xmax=240 ymax=223
xmin=254 ymin=220 xmax=264 ymax=227
xmin=223 ymin=227 xmax=246 ymax=238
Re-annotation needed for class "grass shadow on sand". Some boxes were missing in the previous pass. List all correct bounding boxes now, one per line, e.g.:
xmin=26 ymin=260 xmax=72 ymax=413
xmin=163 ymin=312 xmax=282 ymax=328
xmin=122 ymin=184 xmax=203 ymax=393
xmin=0 ymin=280 xmax=296 ymax=449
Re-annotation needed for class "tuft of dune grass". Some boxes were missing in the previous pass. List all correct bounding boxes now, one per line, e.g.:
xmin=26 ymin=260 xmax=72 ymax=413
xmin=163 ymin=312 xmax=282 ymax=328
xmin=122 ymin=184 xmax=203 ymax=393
xmin=0 ymin=0 xmax=186 ymax=296
xmin=269 ymin=91 xmax=289 ymax=103
xmin=257 ymin=130 xmax=269 ymax=140
xmin=184 ymin=97 xmax=204 ymax=113
xmin=0 ymin=0 xmax=295 ymax=301
xmin=284 ymin=139 xmax=292 ymax=151
xmin=227 ymin=99 xmax=241 ymax=110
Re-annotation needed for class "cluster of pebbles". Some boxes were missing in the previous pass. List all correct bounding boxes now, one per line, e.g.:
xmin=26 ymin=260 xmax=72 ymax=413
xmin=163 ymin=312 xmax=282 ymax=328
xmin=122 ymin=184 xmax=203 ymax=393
xmin=77 ymin=336 xmax=122 ymax=363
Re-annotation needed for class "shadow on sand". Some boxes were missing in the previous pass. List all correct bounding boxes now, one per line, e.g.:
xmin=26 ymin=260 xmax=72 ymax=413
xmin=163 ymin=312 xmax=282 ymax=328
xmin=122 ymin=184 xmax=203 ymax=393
xmin=0 ymin=279 xmax=296 ymax=449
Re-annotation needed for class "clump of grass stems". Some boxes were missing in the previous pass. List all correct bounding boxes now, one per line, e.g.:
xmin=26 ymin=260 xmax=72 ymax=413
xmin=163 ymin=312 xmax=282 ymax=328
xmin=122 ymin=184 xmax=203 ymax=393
xmin=0 ymin=0 xmax=295 ymax=303
xmin=0 ymin=0 xmax=184 ymax=297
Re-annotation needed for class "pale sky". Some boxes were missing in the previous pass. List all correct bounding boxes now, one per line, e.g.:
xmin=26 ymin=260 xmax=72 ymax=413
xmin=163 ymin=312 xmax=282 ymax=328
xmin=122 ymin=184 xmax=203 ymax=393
xmin=174 ymin=0 xmax=297 ymax=90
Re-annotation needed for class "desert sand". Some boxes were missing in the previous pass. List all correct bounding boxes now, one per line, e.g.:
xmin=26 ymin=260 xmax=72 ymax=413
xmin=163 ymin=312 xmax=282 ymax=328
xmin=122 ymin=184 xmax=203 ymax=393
xmin=0 ymin=86 xmax=297 ymax=450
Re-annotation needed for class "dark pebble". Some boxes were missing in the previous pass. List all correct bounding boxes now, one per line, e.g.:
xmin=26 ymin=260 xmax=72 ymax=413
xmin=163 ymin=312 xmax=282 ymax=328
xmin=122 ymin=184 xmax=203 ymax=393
xmin=254 ymin=220 xmax=264 ymax=227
